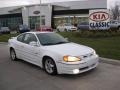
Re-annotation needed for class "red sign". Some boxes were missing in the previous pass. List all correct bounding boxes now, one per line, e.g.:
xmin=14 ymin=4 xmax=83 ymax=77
xmin=89 ymin=11 xmax=109 ymax=22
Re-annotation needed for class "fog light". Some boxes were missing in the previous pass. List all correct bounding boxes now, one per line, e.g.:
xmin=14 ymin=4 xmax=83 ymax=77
xmin=73 ymin=69 xmax=79 ymax=74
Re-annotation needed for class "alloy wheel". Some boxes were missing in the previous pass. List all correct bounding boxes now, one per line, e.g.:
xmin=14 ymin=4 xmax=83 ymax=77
xmin=44 ymin=58 xmax=57 ymax=75
xmin=10 ymin=49 xmax=17 ymax=61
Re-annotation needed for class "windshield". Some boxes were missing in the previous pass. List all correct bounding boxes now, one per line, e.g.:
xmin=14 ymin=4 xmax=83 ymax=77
xmin=36 ymin=33 xmax=69 ymax=46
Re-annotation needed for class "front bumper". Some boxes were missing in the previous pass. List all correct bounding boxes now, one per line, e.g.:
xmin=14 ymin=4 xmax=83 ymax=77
xmin=70 ymin=28 xmax=77 ymax=31
xmin=56 ymin=55 xmax=99 ymax=74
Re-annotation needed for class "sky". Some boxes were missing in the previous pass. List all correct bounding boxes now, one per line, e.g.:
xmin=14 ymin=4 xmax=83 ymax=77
xmin=108 ymin=0 xmax=120 ymax=8
xmin=0 ymin=0 xmax=120 ymax=8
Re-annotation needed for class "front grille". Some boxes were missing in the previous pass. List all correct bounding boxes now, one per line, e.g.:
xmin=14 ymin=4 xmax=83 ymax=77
xmin=79 ymin=63 xmax=96 ymax=71
xmin=79 ymin=66 xmax=89 ymax=70
xmin=71 ymin=28 xmax=76 ymax=29
xmin=91 ymin=63 xmax=96 ymax=67
xmin=82 ymin=53 xmax=94 ymax=59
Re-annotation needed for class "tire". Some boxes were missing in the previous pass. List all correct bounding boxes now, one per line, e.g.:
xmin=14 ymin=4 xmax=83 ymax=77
xmin=10 ymin=49 xmax=17 ymax=61
xmin=44 ymin=58 xmax=57 ymax=75
xmin=65 ymin=29 xmax=67 ymax=32
xmin=118 ymin=26 xmax=120 ymax=31
xmin=57 ymin=29 xmax=60 ymax=32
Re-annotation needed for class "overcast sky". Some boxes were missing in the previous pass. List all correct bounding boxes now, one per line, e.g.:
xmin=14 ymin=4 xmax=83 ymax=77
xmin=108 ymin=0 xmax=120 ymax=8
xmin=0 ymin=0 xmax=119 ymax=8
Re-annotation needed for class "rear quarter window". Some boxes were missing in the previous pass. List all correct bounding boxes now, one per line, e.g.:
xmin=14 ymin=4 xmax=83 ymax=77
xmin=17 ymin=34 xmax=25 ymax=42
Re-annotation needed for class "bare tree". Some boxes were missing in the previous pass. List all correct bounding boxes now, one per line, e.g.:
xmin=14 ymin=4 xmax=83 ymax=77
xmin=111 ymin=2 xmax=120 ymax=20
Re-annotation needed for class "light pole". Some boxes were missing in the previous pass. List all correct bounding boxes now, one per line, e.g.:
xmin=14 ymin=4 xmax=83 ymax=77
xmin=39 ymin=0 xmax=41 ymax=29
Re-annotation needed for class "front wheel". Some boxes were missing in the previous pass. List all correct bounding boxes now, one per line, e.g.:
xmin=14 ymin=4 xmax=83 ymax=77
xmin=44 ymin=58 xmax=57 ymax=75
xmin=118 ymin=26 xmax=120 ymax=31
xmin=10 ymin=49 xmax=17 ymax=61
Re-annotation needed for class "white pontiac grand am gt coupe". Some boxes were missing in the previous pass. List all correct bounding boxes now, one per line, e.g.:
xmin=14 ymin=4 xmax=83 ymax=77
xmin=8 ymin=32 xmax=99 ymax=75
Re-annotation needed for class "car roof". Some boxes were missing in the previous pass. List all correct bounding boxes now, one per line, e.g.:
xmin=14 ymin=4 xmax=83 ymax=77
xmin=25 ymin=31 xmax=54 ymax=34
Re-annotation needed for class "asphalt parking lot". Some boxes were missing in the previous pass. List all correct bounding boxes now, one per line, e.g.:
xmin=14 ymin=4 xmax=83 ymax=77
xmin=0 ymin=43 xmax=120 ymax=90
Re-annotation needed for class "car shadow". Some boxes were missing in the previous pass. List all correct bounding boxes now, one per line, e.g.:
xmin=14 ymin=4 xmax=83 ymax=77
xmin=10 ymin=58 xmax=99 ymax=79
xmin=11 ymin=58 xmax=43 ymax=70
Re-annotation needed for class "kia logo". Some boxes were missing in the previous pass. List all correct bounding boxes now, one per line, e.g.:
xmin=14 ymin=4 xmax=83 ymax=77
xmin=89 ymin=11 xmax=109 ymax=22
xmin=33 ymin=11 xmax=40 ymax=14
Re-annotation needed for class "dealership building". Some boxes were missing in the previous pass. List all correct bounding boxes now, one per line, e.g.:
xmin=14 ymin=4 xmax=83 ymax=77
xmin=0 ymin=0 xmax=107 ymax=29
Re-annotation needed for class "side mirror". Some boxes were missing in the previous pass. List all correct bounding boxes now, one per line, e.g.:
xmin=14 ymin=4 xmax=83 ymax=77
xmin=29 ymin=41 xmax=39 ymax=47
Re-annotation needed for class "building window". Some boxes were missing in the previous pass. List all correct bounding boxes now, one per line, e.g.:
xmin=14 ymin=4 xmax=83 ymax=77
xmin=29 ymin=16 xmax=45 ymax=30
xmin=53 ymin=16 xmax=88 ymax=28
xmin=41 ymin=16 xmax=45 ymax=25
xmin=29 ymin=16 xmax=40 ymax=29
xmin=0 ymin=17 xmax=22 ymax=30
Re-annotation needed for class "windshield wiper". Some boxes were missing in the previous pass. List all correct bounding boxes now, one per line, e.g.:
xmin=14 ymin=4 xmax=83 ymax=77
xmin=55 ymin=41 xmax=69 ymax=44
xmin=43 ymin=41 xmax=69 ymax=46
xmin=42 ymin=43 xmax=55 ymax=46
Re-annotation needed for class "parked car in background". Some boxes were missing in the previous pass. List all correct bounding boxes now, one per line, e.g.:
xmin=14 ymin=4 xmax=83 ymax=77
xmin=0 ymin=27 xmax=10 ymax=34
xmin=9 ymin=32 xmax=99 ymax=75
xmin=36 ymin=26 xmax=53 ymax=32
xmin=110 ymin=20 xmax=120 ymax=30
xmin=77 ymin=22 xmax=89 ymax=30
xmin=19 ymin=24 xmax=30 ymax=33
xmin=57 ymin=23 xmax=77 ymax=32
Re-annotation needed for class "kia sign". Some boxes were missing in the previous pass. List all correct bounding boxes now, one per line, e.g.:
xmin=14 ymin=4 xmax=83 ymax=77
xmin=89 ymin=9 xmax=110 ymax=30
xmin=89 ymin=12 xmax=109 ymax=22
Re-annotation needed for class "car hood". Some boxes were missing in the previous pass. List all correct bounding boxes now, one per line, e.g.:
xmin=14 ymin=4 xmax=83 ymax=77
xmin=43 ymin=42 xmax=94 ymax=56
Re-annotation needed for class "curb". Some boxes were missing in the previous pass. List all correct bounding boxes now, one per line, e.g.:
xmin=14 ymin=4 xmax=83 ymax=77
xmin=0 ymin=42 xmax=8 ymax=44
xmin=100 ymin=57 xmax=120 ymax=66
xmin=0 ymin=42 xmax=8 ymax=45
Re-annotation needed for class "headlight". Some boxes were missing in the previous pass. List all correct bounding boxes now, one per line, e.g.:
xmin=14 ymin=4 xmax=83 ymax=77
xmin=63 ymin=56 xmax=81 ymax=62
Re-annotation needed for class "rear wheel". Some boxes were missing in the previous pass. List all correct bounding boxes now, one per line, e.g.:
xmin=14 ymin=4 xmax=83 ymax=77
xmin=44 ymin=58 xmax=57 ymax=75
xmin=65 ymin=29 xmax=67 ymax=32
xmin=10 ymin=49 xmax=17 ymax=61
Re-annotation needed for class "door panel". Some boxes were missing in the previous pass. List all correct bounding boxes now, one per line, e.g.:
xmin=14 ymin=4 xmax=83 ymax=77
xmin=21 ymin=33 xmax=42 ymax=66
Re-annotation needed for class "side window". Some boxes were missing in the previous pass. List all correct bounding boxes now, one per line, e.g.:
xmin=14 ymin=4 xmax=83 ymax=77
xmin=23 ymin=34 xmax=30 ymax=44
xmin=30 ymin=34 xmax=37 ymax=42
xmin=17 ymin=34 xmax=24 ymax=42
xmin=23 ymin=33 xmax=37 ymax=44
